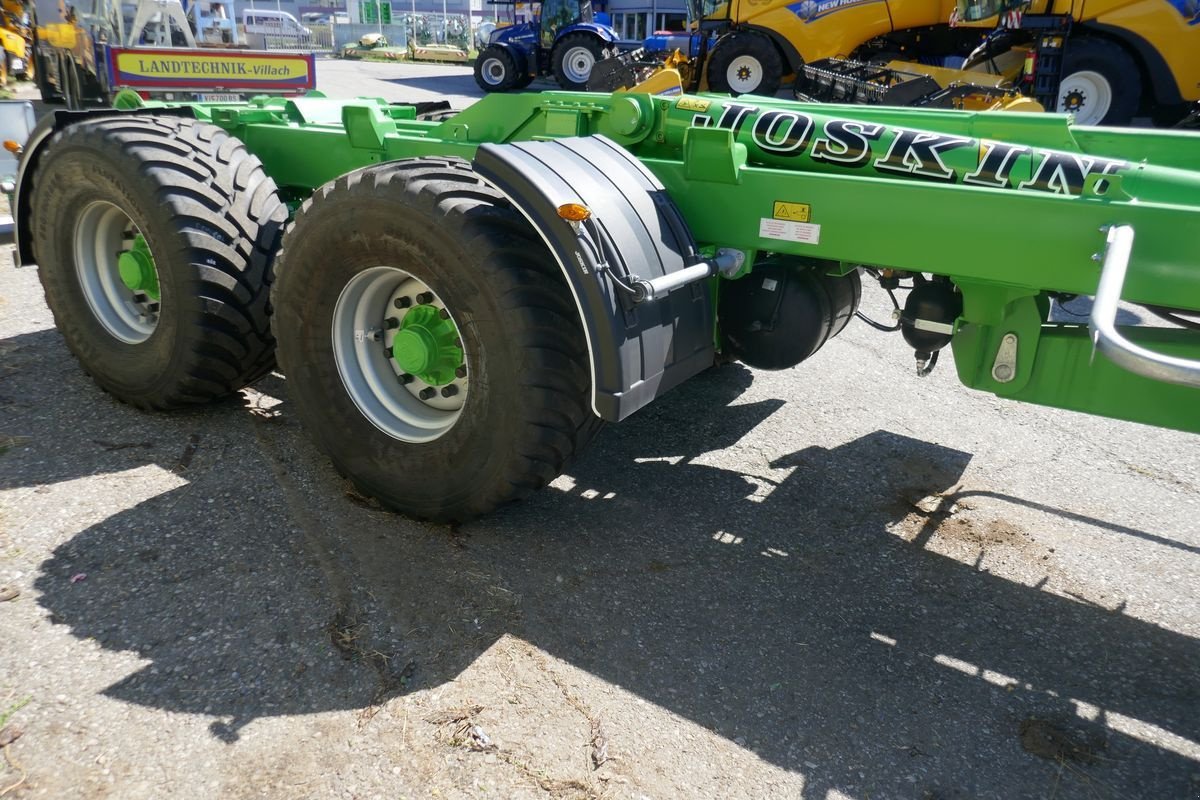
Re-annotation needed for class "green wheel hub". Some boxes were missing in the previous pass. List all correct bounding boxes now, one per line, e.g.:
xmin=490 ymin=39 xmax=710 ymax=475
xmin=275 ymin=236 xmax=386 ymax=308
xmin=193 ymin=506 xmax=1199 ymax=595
xmin=117 ymin=235 xmax=159 ymax=300
xmin=390 ymin=304 xmax=462 ymax=385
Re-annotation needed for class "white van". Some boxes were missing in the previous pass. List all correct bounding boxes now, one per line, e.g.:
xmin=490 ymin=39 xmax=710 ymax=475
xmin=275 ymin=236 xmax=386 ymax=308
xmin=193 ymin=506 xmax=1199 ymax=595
xmin=240 ymin=9 xmax=311 ymax=41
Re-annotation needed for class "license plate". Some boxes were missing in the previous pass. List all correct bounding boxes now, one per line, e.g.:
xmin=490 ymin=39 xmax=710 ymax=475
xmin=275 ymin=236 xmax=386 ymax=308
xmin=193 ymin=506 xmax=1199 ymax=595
xmin=195 ymin=93 xmax=243 ymax=103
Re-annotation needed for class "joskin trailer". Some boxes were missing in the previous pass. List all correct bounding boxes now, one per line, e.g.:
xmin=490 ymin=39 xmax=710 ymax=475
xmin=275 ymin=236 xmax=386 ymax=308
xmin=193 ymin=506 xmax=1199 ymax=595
xmin=10 ymin=91 xmax=1200 ymax=520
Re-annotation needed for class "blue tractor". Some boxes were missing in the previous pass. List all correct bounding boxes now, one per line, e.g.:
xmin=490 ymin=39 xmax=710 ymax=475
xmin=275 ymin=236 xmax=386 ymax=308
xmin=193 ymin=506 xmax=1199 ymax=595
xmin=473 ymin=0 xmax=621 ymax=92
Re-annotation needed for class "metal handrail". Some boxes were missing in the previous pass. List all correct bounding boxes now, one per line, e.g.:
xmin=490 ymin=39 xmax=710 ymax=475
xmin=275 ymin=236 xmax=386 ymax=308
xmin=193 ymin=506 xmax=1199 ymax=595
xmin=1089 ymin=224 xmax=1200 ymax=389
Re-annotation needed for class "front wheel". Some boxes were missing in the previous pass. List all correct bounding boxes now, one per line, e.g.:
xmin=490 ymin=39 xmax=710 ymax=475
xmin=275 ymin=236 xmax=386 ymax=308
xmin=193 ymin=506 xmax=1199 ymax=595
xmin=1056 ymin=38 xmax=1140 ymax=126
xmin=473 ymin=45 xmax=517 ymax=92
xmin=552 ymin=33 xmax=606 ymax=91
xmin=706 ymin=31 xmax=782 ymax=96
xmin=272 ymin=159 xmax=601 ymax=522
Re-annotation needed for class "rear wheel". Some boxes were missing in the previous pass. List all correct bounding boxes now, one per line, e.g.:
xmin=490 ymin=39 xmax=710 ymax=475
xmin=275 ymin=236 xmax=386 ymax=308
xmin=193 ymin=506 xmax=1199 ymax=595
xmin=1056 ymin=38 xmax=1140 ymax=126
xmin=272 ymin=159 xmax=600 ymax=522
xmin=30 ymin=115 xmax=287 ymax=409
xmin=473 ymin=45 xmax=517 ymax=92
xmin=553 ymin=33 xmax=607 ymax=90
xmin=707 ymin=31 xmax=782 ymax=96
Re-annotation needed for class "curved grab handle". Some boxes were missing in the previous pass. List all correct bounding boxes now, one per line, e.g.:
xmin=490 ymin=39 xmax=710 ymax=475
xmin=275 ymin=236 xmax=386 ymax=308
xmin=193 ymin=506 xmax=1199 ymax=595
xmin=1089 ymin=225 xmax=1200 ymax=389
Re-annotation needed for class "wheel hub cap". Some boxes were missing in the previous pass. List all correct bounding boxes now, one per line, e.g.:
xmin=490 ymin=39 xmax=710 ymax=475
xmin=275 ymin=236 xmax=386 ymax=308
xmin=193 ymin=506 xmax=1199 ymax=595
xmin=117 ymin=235 xmax=159 ymax=299
xmin=390 ymin=304 xmax=462 ymax=385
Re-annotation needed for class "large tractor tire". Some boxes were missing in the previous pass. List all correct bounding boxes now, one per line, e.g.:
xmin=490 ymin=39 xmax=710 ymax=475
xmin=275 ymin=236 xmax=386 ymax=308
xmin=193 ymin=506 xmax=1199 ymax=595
xmin=272 ymin=159 xmax=601 ymax=522
xmin=1056 ymin=37 xmax=1140 ymax=126
xmin=552 ymin=33 xmax=609 ymax=91
xmin=473 ymin=45 xmax=518 ymax=92
xmin=30 ymin=115 xmax=287 ymax=409
xmin=707 ymin=30 xmax=782 ymax=97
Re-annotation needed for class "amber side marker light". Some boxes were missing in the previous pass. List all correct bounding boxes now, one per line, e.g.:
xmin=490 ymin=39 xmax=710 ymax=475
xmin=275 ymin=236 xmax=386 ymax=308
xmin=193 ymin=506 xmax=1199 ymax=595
xmin=3 ymin=140 xmax=22 ymax=155
xmin=556 ymin=203 xmax=591 ymax=222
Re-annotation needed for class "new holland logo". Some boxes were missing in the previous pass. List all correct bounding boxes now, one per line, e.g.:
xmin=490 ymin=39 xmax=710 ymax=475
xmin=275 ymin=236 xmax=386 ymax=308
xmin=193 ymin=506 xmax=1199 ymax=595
xmin=788 ymin=0 xmax=883 ymax=23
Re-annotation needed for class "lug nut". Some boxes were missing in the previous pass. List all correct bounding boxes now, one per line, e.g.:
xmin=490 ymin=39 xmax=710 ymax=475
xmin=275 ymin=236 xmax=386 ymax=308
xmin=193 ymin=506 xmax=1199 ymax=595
xmin=418 ymin=387 xmax=436 ymax=400
xmin=393 ymin=296 xmax=412 ymax=309
xmin=416 ymin=291 xmax=434 ymax=305
xmin=385 ymin=316 xmax=400 ymax=329
xmin=398 ymin=373 xmax=413 ymax=384
xmin=454 ymin=366 xmax=467 ymax=379
xmin=440 ymin=385 xmax=458 ymax=398
xmin=146 ymin=302 xmax=160 ymax=313
xmin=133 ymin=292 xmax=147 ymax=302
xmin=439 ymin=308 xmax=450 ymax=319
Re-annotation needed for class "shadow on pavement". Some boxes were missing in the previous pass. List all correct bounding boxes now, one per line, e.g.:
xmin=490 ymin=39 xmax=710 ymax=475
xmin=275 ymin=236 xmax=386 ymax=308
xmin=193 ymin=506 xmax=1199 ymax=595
xmin=8 ymin=323 xmax=1196 ymax=799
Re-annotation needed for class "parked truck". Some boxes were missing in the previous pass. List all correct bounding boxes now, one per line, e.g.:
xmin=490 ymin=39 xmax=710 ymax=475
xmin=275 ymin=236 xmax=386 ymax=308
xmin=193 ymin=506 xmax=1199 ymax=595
xmin=30 ymin=0 xmax=314 ymax=108
xmin=10 ymin=90 xmax=1200 ymax=521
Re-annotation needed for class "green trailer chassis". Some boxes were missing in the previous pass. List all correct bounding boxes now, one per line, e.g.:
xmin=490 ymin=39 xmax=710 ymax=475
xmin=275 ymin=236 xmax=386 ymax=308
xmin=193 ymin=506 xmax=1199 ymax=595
xmin=12 ymin=91 xmax=1200 ymax=518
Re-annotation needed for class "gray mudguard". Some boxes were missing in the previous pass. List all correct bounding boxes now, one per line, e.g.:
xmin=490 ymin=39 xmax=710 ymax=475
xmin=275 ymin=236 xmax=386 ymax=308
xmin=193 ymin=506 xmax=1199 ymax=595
xmin=473 ymin=135 xmax=716 ymax=423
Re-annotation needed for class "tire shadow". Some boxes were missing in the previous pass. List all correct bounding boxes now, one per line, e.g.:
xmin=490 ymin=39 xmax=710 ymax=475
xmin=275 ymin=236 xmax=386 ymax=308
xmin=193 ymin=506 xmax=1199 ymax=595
xmin=19 ymin=352 xmax=1199 ymax=799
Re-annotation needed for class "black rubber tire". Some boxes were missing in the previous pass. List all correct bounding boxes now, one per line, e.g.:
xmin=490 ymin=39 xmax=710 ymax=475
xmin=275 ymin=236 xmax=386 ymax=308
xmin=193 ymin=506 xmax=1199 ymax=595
xmin=1056 ymin=37 xmax=1140 ymax=126
xmin=30 ymin=115 xmax=288 ymax=409
xmin=707 ymin=30 xmax=782 ymax=97
xmin=272 ymin=158 xmax=601 ymax=522
xmin=552 ymin=33 xmax=606 ymax=91
xmin=473 ymin=45 xmax=517 ymax=93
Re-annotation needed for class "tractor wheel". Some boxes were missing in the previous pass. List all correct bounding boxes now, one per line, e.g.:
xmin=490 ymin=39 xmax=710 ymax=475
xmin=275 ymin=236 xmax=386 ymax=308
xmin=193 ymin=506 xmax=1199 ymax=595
xmin=29 ymin=115 xmax=287 ymax=409
xmin=1056 ymin=38 xmax=1140 ymax=126
xmin=552 ymin=33 xmax=606 ymax=90
xmin=272 ymin=158 xmax=601 ymax=522
xmin=473 ymin=45 xmax=517 ymax=92
xmin=707 ymin=30 xmax=782 ymax=96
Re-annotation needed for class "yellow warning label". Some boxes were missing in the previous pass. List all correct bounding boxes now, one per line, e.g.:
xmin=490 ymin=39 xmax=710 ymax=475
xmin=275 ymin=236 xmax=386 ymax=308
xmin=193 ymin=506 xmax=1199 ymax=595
xmin=676 ymin=97 xmax=711 ymax=112
xmin=772 ymin=201 xmax=811 ymax=222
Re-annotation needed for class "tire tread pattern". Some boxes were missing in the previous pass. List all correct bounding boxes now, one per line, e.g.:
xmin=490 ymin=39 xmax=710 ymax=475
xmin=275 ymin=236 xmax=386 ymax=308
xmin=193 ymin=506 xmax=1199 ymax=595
xmin=31 ymin=115 xmax=287 ymax=409
xmin=275 ymin=158 xmax=601 ymax=521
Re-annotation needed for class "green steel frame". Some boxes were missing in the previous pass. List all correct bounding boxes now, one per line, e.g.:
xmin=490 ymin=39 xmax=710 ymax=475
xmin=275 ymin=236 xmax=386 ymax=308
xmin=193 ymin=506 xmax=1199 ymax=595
xmin=166 ymin=90 xmax=1200 ymax=433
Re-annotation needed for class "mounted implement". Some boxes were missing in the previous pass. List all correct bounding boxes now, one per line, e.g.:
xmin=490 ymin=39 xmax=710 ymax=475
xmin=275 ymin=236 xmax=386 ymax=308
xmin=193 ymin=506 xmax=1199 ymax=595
xmin=12 ymin=91 xmax=1200 ymax=520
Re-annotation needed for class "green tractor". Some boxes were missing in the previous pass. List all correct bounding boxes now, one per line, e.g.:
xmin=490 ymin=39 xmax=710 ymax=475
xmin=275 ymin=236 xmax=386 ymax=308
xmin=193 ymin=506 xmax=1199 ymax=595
xmin=11 ymin=92 xmax=1200 ymax=520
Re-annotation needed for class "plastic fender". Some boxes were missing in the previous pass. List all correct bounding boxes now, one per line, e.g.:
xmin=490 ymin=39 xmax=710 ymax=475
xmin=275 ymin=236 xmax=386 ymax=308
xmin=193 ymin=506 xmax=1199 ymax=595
xmin=12 ymin=107 xmax=197 ymax=267
xmin=472 ymin=136 xmax=716 ymax=423
xmin=557 ymin=22 xmax=621 ymax=45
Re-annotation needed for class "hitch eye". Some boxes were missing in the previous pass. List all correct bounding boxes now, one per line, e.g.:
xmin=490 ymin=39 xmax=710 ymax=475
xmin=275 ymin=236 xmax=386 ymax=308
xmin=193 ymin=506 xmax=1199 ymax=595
xmin=557 ymin=203 xmax=591 ymax=222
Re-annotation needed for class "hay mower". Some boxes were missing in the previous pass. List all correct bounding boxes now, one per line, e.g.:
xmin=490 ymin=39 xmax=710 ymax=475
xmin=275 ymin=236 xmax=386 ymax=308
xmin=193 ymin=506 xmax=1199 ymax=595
xmin=10 ymin=91 xmax=1200 ymax=520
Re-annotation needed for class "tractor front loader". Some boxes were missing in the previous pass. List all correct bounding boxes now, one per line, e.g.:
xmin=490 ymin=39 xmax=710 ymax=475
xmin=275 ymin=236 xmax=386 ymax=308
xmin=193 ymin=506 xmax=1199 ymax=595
xmin=11 ymin=92 xmax=1200 ymax=520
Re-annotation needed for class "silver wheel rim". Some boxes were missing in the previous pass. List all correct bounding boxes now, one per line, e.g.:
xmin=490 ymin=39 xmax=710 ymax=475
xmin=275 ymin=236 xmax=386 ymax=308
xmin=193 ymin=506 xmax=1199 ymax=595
xmin=481 ymin=56 xmax=507 ymax=86
xmin=73 ymin=200 xmax=159 ymax=344
xmin=1057 ymin=70 xmax=1112 ymax=126
xmin=725 ymin=54 xmax=762 ymax=94
xmin=561 ymin=46 xmax=596 ymax=84
xmin=332 ymin=266 xmax=468 ymax=443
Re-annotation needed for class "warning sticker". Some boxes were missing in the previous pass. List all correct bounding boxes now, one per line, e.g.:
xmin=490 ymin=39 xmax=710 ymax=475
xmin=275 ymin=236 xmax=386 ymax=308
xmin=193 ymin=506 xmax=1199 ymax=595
xmin=759 ymin=218 xmax=821 ymax=245
xmin=676 ymin=97 xmax=711 ymax=112
xmin=772 ymin=201 xmax=811 ymax=222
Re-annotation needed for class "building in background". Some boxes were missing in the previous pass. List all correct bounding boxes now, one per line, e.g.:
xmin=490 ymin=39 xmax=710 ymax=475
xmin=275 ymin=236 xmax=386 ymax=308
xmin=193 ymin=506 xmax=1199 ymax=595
xmin=247 ymin=0 xmax=686 ymax=43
